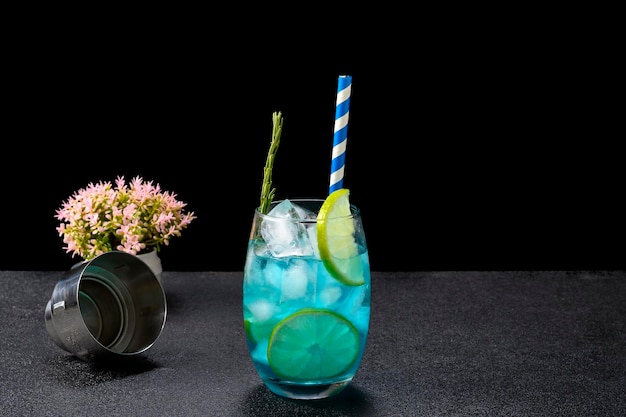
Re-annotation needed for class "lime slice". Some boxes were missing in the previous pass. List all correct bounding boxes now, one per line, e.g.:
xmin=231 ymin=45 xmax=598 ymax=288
xmin=267 ymin=308 xmax=360 ymax=380
xmin=317 ymin=188 xmax=365 ymax=286
xmin=244 ymin=317 xmax=280 ymax=344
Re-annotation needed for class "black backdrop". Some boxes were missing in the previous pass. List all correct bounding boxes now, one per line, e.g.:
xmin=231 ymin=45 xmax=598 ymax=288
xmin=2 ymin=11 xmax=623 ymax=272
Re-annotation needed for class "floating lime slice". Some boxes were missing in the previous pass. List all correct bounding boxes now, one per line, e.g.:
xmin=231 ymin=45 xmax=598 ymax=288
xmin=267 ymin=308 xmax=360 ymax=380
xmin=317 ymin=188 xmax=365 ymax=286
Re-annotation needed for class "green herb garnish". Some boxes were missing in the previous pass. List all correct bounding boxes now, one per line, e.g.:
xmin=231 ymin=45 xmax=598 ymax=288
xmin=259 ymin=111 xmax=283 ymax=214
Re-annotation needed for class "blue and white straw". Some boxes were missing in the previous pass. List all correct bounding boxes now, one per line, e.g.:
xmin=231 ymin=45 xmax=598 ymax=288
xmin=329 ymin=75 xmax=352 ymax=194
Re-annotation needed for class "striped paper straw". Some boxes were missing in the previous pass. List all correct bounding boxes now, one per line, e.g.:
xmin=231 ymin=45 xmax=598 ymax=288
xmin=329 ymin=75 xmax=352 ymax=194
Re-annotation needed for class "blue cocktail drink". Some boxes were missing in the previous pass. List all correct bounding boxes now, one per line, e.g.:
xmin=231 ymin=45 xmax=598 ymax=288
xmin=243 ymin=196 xmax=370 ymax=399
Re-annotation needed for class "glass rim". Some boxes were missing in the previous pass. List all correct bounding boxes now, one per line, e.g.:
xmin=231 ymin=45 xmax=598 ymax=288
xmin=254 ymin=198 xmax=360 ymax=221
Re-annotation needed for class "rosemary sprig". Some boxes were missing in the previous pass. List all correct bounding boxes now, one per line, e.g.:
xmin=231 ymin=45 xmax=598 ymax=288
xmin=259 ymin=111 xmax=283 ymax=214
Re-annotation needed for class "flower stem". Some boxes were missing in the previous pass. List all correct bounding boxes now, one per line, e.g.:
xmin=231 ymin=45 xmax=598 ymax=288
xmin=259 ymin=111 xmax=283 ymax=214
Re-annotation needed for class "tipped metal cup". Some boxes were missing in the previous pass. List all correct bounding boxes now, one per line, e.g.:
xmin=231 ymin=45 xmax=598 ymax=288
xmin=45 ymin=251 xmax=167 ymax=362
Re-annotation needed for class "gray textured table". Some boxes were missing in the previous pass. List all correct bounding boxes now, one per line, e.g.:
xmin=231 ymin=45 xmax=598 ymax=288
xmin=1 ymin=271 xmax=625 ymax=416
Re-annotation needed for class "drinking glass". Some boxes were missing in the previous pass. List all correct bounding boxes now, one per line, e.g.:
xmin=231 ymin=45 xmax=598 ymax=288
xmin=243 ymin=198 xmax=371 ymax=399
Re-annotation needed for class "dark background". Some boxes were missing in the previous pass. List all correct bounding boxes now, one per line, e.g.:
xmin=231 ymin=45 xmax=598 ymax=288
xmin=2 ymin=9 xmax=622 ymax=272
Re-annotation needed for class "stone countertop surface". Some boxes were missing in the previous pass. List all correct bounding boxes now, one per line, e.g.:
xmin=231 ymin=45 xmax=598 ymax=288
xmin=1 ymin=270 xmax=625 ymax=416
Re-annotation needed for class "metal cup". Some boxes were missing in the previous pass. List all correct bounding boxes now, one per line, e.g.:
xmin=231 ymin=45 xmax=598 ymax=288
xmin=45 ymin=251 xmax=167 ymax=362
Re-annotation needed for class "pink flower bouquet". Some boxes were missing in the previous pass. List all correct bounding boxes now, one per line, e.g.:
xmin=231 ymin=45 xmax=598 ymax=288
xmin=56 ymin=175 xmax=196 ymax=261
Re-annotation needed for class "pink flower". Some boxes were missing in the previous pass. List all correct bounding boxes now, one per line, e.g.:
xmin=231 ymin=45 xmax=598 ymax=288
xmin=56 ymin=176 xmax=196 ymax=261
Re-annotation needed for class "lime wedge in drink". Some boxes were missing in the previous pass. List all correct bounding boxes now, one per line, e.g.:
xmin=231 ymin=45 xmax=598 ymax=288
xmin=244 ymin=316 xmax=280 ymax=344
xmin=267 ymin=308 xmax=360 ymax=380
xmin=317 ymin=188 xmax=365 ymax=286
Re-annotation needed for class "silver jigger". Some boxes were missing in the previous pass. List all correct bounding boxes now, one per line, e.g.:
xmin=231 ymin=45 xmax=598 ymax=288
xmin=45 ymin=251 xmax=167 ymax=362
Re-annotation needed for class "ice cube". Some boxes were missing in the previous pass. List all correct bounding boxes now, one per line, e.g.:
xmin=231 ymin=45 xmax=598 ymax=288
xmin=248 ymin=300 xmax=276 ymax=322
xmin=261 ymin=199 xmax=315 ymax=257
xmin=293 ymin=203 xmax=317 ymax=220
xmin=306 ymin=224 xmax=320 ymax=258
xmin=319 ymin=286 xmax=342 ymax=305
xmin=280 ymin=259 xmax=311 ymax=301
